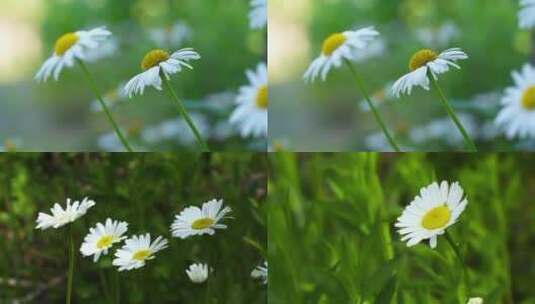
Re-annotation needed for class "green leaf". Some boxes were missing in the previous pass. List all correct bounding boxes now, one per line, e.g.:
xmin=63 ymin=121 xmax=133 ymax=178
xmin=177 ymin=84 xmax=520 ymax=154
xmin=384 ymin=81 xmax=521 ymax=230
xmin=376 ymin=274 xmax=397 ymax=304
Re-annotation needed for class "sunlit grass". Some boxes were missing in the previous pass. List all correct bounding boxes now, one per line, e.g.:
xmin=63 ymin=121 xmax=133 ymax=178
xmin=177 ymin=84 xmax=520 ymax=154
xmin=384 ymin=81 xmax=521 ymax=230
xmin=269 ymin=153 xmax=534 ymax=303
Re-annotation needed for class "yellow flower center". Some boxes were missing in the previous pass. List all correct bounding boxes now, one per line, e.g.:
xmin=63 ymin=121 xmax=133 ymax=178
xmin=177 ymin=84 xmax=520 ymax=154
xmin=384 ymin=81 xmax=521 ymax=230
xmin=132 ymin=249 xmax=151 ymax=261
xmin=421 ymin=205 xmax=451 ymax=230
xmin=141 ymin=49 xmax=170 ymax=71
xmin=54 ymin=32 xmax=79 ymax=56
xmin=521 ymin=85 xmax=535 ymax=110
xmin=191 ymin=218 xmax=215 ymax=230
xmin=321 ymin=33 xmax=346 ymax=56
xmin=409 ymin=49 xmax=438 ymax=71
xmin=256 ymin=85 xmax=268 ymax=109
xmin=96 ymin=235 xmax=114 ymax=249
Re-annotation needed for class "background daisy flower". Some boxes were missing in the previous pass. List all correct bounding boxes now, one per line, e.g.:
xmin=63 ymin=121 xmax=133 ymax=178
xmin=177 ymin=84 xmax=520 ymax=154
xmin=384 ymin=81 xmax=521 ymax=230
xmin=80 ymin=218 xmax=128 ymax=262
xmin=89 ymin=82 xmax=128 ymax=112
xmin=83 ymin=36 xmax=119 ymax=63
xmin=519 ymin=0 xmax=535 ymax=29
xmin=170 ymin=198 xmax=232 ymax=239
xmin=392 ymin=48 xmax=468 ymax=97
xmin=148 ymin=22 xmax=192 ymax=48
xmin=414 ymin=21 xmax=460 ymax=48
xmin=495 ymin=64 xmax=535 ymax=139
xmin=395 ymin=181 xmax=468 ymax=248
xmin=35 ymin=27 xmax=111 ymax=82
xmin=230 ymin=62 xmax=268 ymax=138
xmin=251 ymin=261 xmax=268 ymax=285
xmin=141 ymin=114 xmax=210 ymax=145
xmin=35 ymin=197 xmax=95 ymax=230
xmin=123 ymin=48 xmax=200 ymax=98
xmin=249 ymin=0 xmax=267 ymax=29
xmin=185 ymin=263 xmax=209 ymax=283
xmin=112 ymin=234 xmax=168 ymax=271
xmin=467 ymin=297 xmax=484 ymax=304
xmin=303 ymin=26 xmax=379 ymax=83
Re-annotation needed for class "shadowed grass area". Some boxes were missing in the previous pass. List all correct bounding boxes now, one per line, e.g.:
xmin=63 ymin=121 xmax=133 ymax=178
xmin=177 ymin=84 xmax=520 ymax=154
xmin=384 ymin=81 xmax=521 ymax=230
xmin=269 ymin=153 xmax=535 ymax=303
xmin=0 ymin=153 xmax=267 ymax=303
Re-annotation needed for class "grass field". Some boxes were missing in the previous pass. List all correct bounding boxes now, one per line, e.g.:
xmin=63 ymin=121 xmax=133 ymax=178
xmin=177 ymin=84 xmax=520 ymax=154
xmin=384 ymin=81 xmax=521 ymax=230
xmin=4 ymin=152 xmax=535 ymax=303
xmin=268 ymin=153 xmax=535 ymax=303
xmin=0 ymin=153 xmax=267 ymax=303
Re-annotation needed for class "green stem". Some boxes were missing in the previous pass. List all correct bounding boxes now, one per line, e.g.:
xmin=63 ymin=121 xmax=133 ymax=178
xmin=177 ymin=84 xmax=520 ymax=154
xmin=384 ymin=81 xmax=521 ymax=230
xmin=115 ymin=271 xmax=120 ymax=304
xmin=379 ymin=211 xmax=394 ymax=261
xmin=205 ymin=252 xmax=211 ymax=304
xmin=99 ymin=269 xmax=112 ymax=304
xmin=76 ymin=59 xmax=133 ymax=152
xmin=428 ymin=74 xmax=477 ymax=152
xmin=66 ymin=226 xmax=74 ymax=304
xmin=160 ymin=72 xmax=210 ymax=151
xmin=444 ymin=231 xmax=469 ymax=296
xmin=344 ymin=59 xmax=401 ymax=152
xmin=205 ymin=281 xmax=210 ymax=304
xmin=444 ymin=231 xmax=464 ymax=270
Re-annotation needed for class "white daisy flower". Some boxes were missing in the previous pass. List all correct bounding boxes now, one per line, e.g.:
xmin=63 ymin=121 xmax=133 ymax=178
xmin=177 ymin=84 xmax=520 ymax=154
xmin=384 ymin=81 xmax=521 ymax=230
xmin=409 ymin=113 xmax=478 ymax=146
xmin=80 ymin=218 xmax=128 ymax=262
xmin=35 ymin=27 xmax=111 ymax=82
xmin=351 ymin=37 xmax=386 ymax=63
xmin=97 ymin=131 xmax=129 ymax=152
xmin=358 ymin=81 xmax=395 ymax=112
xmin=123 ymin=48 xmax=200 ymax=98
xmin=170 ymin=199 xmax=232 ymax=239
xmin=230 ymin=62 xmax=268 ymax=138
xmin=141 ymin=113 xmax=210 ymax=145
xmin=90 ymin=82 xmax=128 ymax=112
xmin=185 ymin=263 xmax=209 ymax=283
xmin=519 ymin=0 xmax=535 ymax=29
xmin=395 ymin=181 xmax=468 ymax=248
xmin=84 ymin=36 xmax=119 ymax=63
xmin=415 ymin=21 xmax=460 ymax=48
xmin=112 ymin=234 xmax=168 ymax=271
xmin=148 ymin=22 xmax=192 ymax=47
xmin=495 ymin=64 xmax=535 ymax=139
xmin=392 ymin=48 xmax=468 ymax=98
xmin=35 ymin=197 xmax=95 ymax=230
xmin=249 ymin=0 xmax=267 ymax=29
xmin=303 ymin=27 xmax=380 ymax=83
xmin=251 ymin=261 xmax=268 ymax=284
xmin=467 ymin=298 xmax=483 ymax=304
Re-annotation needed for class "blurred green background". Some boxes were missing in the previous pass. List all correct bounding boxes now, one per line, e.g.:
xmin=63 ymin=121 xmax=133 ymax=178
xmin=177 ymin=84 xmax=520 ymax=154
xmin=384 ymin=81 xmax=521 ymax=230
xmin=0 ymin=152 xmax=267 ymax=303
xmin=0 ymin=0 xmax=266 ymax=151
xmin=269 ymin=0 xmax=533 ymax=151
xmin=269 ymin=153 xmax=535 ymax=303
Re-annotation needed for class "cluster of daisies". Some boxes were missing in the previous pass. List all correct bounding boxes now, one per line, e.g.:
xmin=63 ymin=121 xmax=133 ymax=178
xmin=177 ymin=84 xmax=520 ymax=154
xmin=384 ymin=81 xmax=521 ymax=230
xmin=35 ymin=0 xmax=267 ymax=150
xmin=303 ymin=26 xmax=467 ymax=98
xmin=303 ymin=2 xmax=535 ymax=148
xmin=303 ymin=25 xmax=472 ymax=151
xmin=35 ymin=197 xmax=267 ymax=284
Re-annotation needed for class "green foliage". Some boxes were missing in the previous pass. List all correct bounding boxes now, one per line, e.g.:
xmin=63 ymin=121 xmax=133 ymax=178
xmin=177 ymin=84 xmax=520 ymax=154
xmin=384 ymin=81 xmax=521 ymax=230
xmin=268 ymin=153 xmax=535 ymax=303
xmin=0 ymin=153 xmax=267 ymax=303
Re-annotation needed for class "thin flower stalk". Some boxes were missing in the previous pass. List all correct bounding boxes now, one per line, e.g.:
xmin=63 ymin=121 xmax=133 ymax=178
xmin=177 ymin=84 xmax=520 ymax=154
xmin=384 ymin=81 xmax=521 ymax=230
xmin=345 ymin=59 xmax=401 ymax=152
xmin=77 ymin=59 xmax=133 ymax=152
